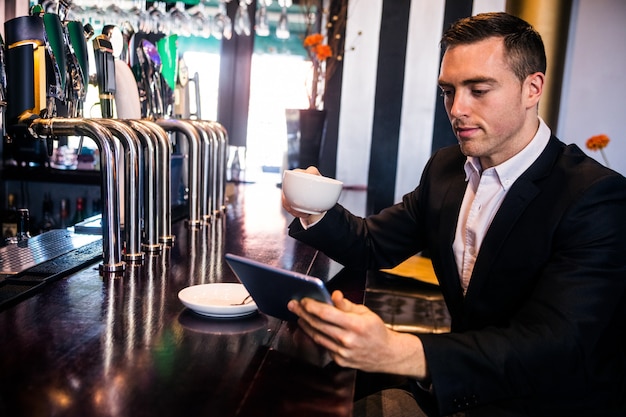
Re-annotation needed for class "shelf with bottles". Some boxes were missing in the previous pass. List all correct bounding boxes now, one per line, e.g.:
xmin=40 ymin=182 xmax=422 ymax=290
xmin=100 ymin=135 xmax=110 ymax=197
xmin=1 ymin=182 xmax=101 ymax=245
xmin=0 ymin=165 xmax=101 ymax=185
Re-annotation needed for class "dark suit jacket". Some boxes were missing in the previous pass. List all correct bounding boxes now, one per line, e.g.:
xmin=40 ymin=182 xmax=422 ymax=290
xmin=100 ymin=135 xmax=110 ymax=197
xmin=288 ymin=136 xmax=626 ymax=416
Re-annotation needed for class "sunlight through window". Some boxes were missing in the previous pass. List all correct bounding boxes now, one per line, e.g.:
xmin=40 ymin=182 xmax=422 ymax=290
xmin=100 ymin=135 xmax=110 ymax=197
xmin=246 ymin=53 xmax=311 ymax=179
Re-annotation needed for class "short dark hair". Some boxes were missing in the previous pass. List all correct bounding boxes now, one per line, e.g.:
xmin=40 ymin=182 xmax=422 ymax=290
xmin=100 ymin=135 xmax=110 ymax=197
xmin=441 ymin=12 xmax=547 ymax=82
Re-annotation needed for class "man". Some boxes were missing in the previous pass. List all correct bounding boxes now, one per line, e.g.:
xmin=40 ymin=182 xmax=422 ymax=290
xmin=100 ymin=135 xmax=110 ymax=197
xmin=283 ymin=12 xmax=626 ymax=417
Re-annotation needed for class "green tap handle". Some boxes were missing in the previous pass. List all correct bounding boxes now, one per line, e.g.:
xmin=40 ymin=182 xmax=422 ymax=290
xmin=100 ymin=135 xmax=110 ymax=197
xmin=66 ymin=20 xmax=89 ymax=88
xmin=42 ymin=13 xmax=67 ymax=98
xmin=157 ymin=34 xmax=178 ymax=91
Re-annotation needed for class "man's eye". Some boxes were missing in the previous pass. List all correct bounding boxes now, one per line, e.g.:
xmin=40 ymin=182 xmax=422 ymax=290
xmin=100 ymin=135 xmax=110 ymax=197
xmin=440 ymin=90 xmax=453 ymax=98
xmin=472 ymin=89 xmax=487 ymax=96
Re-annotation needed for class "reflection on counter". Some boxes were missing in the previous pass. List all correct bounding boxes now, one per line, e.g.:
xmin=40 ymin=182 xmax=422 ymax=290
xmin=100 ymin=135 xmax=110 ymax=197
xmin=178 ymin=309 xmax=268 ymax=335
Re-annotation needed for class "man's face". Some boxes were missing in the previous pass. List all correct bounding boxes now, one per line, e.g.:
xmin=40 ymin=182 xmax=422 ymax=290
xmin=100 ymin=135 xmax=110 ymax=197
xmin=438 ymin=37 xmax=542 ymax=168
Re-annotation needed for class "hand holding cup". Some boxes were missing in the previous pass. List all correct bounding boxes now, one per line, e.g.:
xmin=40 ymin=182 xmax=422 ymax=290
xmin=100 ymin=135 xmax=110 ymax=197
xmin=282 ymin=167 xmax=343 ymax=223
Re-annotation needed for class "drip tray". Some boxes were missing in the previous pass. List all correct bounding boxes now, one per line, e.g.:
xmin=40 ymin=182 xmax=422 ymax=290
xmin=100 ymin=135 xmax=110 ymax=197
xmin=74 ymin=214 xmax=104 ymax=235
xmin=0 ymin=229 xmax=101 ymax=275
xmin=0 ymin=230 xmax=103 ymax=310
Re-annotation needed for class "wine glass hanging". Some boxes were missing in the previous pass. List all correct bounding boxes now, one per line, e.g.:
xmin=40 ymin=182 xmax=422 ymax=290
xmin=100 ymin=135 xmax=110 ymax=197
xmin=34 ymin=0 xmax=301 ymax=41
xmin=255 ymin=0 xmax=272 ymax=37
xmin=276 ymin=0 xmax=293 ymax=39
xmin=234 ymin=0 xmax=252 ymax=36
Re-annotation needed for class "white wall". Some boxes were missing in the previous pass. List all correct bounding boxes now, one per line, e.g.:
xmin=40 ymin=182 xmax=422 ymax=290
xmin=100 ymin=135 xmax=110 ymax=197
xmin=394 ymin=1 xmax=446 ymax=200
xmin=335 ymin=0 xmax=383 ymax=188
xmin=558 ymin=0 xmax=626 ymax=176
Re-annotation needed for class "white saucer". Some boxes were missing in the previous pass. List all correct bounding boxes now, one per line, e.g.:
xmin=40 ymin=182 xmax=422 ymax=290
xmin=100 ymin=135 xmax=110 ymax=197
xmin=178 ymin=283 xmax=257 ymax=318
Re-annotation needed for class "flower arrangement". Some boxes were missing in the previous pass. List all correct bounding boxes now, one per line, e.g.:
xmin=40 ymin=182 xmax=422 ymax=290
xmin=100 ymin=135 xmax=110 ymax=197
xmin=303 ymin=33 xmax=332 ymax=110
xmin=304 ymin=33 xmax=333 ymax=61
xmin=585 ymin=133 xmax=611 ymax=167
xmin=299 ymin=0 xmax=348 ymax=110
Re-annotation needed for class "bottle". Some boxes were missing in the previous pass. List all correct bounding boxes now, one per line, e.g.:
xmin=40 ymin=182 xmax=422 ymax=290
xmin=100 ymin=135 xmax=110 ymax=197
xmin=2 ymin=193 xmax=18 ymax=239
xmin=4 ymin=208 xmax=30 ymax=245
xmin=71 ymin=197 xmax=86 ymax=225
xmin=16 ymin=209 xmax=31 ymax=241
xmin=59 ymin=198 xmax=69 ymax=229
xmin=40 ymin=193 xmax=56 ymax=232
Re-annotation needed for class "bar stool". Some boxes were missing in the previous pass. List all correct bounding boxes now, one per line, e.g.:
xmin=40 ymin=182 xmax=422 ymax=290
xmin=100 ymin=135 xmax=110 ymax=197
xmin=365 ymin=255 xmax=451 ymax=334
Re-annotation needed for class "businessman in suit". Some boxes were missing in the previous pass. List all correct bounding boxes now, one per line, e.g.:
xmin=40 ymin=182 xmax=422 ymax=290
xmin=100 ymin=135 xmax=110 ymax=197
xmin=283 ymin=12 xmax=626 ymax=417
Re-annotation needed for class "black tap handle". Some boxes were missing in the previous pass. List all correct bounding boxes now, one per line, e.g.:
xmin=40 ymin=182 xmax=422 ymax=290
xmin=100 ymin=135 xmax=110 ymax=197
xmin=46 ymin=135 xmax=54 ymax=156
xmin=92 ymin=34 xmax=116 ymax=118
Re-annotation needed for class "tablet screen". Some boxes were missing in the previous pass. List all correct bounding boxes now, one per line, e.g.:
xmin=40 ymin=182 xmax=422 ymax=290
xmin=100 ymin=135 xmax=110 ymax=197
xmin=225 ymin=253 xmax=333 ymax=321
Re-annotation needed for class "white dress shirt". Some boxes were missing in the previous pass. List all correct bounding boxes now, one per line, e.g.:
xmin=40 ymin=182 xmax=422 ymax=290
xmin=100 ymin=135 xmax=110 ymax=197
xmin=453 ymin=119 xmax=551 ymax=294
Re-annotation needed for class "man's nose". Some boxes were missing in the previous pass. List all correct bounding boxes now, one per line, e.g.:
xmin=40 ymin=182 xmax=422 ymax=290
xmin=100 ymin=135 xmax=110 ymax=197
xmin=448 ymin=92 xmax=469 ymax=119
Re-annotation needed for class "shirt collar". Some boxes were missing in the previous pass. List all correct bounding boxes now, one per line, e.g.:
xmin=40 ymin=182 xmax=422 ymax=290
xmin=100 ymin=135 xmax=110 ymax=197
xmin=463 ymin=118 xmax=551 ymax=191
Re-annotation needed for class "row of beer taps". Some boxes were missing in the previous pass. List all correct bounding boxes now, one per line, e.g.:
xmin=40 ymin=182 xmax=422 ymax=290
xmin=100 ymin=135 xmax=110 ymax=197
xmin=0 ymin=1 xmax=228 ymax=275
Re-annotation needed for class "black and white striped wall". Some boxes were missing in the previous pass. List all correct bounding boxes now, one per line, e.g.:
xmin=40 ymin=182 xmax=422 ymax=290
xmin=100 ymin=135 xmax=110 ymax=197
xmin=327 ymin=0 xmax=506 ymax=214
xmin=325 ymin=0 xmax=625 ymax=214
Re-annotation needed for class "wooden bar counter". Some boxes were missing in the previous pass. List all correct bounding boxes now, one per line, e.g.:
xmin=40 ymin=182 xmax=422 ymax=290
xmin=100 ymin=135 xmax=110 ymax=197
xmin=0 ymin=181 xmax=366 ymax=417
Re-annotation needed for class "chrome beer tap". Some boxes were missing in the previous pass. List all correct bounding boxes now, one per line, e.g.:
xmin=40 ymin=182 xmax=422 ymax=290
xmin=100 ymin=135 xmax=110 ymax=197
xmin=0 ymin=35 xmax=7 ymax=144
xmin=98 ymin=119 xmax=144 ymax=263
xmin=155 ymin=119 xmax=203 ymax=228
xmin=135 ymin=120 xmax=175 ymax=245
xmin=24 ymin=116 xmax=125 ymax=274
xmin=189 ymin=120 xmax=215 ymax=224
xmin=124 ymin=119 xmax=161 ymax=254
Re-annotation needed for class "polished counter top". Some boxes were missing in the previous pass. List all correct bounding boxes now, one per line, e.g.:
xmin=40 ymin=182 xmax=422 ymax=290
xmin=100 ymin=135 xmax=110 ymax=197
xmin=0 ymin=181 xmax=365 ymax=417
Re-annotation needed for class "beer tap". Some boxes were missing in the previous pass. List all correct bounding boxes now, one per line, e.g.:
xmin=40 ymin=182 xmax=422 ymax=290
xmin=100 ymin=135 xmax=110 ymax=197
xmin=206 ymin=121 xmax=230 ymax=214
xmin=4 ymin=12 xmax=53 ymax=164
xmin=42 ymin=12 xmax=67 ymax=115
xmin=92 ymin=32 xmax=116 ymax=118
xmin=134 ymin=120 xmax=175 ymax=245
xmin=136 ymin=39 xmax=164 ymax=118
xmin=64 ymin=20 xmax=89 ymax=118
xmin=0 ymin=35 xmax=7 ymax=144
xmin=98 ymin=119 xmax=144 ymax=264
xmin=156 ymin=119 xmax=202 ymax=228
xmin=21 ymin=115 xmax=125 ymax=274
xmin=124 ymin=120 xmax=160 ymax=253
xmin=189 ymin=120 xmax=216 ymax=223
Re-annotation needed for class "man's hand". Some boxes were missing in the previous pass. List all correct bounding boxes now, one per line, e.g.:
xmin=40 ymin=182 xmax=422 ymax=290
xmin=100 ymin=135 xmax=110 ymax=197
xmin=281 ymin=166 xmax=326 ymax=225
xmin=287 ymin=290 xmax=429 ymax=380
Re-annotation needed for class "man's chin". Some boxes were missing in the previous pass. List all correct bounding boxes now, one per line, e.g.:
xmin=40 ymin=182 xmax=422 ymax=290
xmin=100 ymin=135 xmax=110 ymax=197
xmin=458 ymin=142 xmax=477 ymax=156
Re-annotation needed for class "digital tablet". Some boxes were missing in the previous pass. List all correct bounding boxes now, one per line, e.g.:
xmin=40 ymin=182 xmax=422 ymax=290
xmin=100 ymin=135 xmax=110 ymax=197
xmin=224 ymin=253 xmax=333 ymax=321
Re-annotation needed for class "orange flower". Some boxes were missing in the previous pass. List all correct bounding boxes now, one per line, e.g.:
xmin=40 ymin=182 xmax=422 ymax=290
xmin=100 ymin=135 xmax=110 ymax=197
xmin=304 ymin=34 xmax=332 ymax=61
xmin=314 ymin=44 xmax=332 ymax=61
xmin=304 ymin=33 xmax=324 ymax=47
xmin=586 ymin=134 xmax=610 ymax=151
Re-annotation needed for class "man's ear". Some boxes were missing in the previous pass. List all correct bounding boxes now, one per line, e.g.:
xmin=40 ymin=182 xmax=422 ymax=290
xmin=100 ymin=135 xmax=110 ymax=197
xmin=525 ymin=72 xmax=545 ymax=108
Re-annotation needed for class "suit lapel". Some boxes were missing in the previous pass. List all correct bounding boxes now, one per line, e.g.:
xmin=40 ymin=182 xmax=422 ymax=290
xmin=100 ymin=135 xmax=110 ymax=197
xmin=437 ymin=169 xmax=468 ymax=303
xmin=464 ymin=136 xmax=562 ymax=301
xmin=464 ymin=179 xmax=540 ymax=300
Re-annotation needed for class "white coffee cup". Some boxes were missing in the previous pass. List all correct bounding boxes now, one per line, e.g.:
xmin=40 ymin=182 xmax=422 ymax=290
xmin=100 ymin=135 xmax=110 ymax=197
xmin=282 ymin=170 xmax=343 ymax=214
